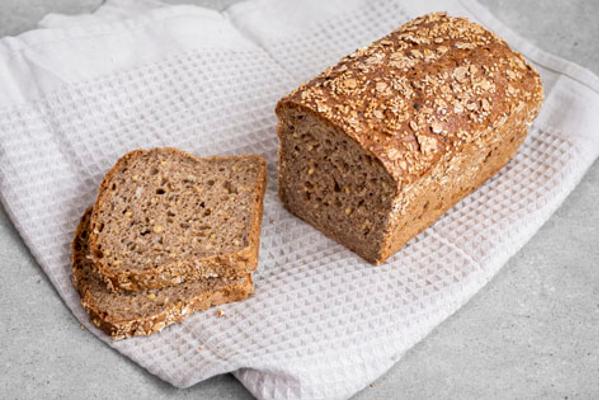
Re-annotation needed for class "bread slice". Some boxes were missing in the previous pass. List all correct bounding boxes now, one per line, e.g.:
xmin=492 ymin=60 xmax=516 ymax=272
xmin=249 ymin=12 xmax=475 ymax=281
xmin=88 ymin=148 xmax=266 ymax=291
xmin=73 ymin=208 xmax=254 ymax=340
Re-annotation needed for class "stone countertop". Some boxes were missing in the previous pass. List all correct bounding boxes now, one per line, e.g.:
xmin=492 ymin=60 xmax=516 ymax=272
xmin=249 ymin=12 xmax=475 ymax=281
xmin=0 ymin=0 xmax=597 ymax=399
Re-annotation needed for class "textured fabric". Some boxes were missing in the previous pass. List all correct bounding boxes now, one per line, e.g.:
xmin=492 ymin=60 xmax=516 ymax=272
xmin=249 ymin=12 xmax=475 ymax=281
xmin=0 ymin=0 xmax=597 ymax=399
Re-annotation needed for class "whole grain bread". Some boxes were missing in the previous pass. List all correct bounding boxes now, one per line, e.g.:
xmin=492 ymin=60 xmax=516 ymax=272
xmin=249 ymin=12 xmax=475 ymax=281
xmin=73 ymin=209 xmax=254 ymax=340
xmin=276 ymin=12 xmax=543 ymax=264
xmin=88 ymin=148 xmax=266 ymax=291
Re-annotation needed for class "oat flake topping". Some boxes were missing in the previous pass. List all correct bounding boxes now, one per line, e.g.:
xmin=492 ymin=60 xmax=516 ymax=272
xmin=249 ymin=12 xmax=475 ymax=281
xmin=282 ymin=12 xmax=543 ymax=184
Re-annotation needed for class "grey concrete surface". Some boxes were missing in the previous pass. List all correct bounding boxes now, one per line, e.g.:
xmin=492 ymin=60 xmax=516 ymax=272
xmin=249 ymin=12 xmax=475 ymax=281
xmin=0 ymin=0 xmax=597 ymax=399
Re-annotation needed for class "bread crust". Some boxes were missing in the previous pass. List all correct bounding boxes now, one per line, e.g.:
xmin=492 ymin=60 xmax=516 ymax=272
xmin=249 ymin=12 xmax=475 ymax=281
xmin=276 ymin=12 xmax=543 ymax=264
xmin=88 ymin=148 xmax=267 ymax=292
xmin=73 ymin=208 xmax=254 ymax=340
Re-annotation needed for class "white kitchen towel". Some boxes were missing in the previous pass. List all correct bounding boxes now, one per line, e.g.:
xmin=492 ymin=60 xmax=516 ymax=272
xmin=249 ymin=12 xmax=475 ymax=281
xmin=0 ymin=0 xmax=597 ymax=399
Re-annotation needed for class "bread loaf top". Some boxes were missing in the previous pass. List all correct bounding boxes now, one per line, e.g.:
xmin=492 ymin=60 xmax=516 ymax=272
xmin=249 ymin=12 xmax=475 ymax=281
xmin=277 ymin=12 xmax=543 ymax=186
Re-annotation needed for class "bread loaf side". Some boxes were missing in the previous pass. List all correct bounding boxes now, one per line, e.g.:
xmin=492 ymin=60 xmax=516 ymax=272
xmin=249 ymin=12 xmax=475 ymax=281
xmin=276 ymin=12 xmax=543 ymax=264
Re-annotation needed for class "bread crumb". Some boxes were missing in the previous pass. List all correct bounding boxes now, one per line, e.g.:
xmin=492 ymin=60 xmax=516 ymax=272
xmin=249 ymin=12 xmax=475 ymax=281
xmin=215 ymin=309 xmax=225 ymax=318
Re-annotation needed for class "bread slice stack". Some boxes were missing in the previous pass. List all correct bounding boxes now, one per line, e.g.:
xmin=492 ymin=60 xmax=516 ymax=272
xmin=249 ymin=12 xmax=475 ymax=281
xmin=71 ymin=148 xmax=267 ymax=339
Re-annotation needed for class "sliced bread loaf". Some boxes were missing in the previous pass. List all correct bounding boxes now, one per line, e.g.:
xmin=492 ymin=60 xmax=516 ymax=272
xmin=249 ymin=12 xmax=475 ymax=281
xmin=276 ymin=13 xmax=543 ymax=264
xmin=73 ymin=209 xmax=254 ymax=340
xmin=88 ymin=148 xmax=266 ymax=292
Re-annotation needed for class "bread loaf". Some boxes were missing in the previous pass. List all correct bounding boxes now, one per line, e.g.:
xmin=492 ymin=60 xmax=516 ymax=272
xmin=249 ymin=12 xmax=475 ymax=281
xmin=276 ymin=12 xmax=543 ymax=264
xmin=73 ymin=209 xmax=254 ymax=340
xmin=88 ymin=148 xmax=266 ymax=291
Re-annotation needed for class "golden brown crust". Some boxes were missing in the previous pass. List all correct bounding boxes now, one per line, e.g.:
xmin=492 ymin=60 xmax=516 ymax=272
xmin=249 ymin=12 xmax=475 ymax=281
xmin=276 ymin=12 xmax=543 ymax=186
xmin=88 ymin=148 xmax=267 ymax=292
xmin=376 ymin=118 xmax=530 ymax=263
xmin=245 ymin=157 xmax=268 ymax=268
xmin=72 ymin=208 xmax=254 ymax=340
xmin=276 ymin=12 xmax=544 ymax=264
